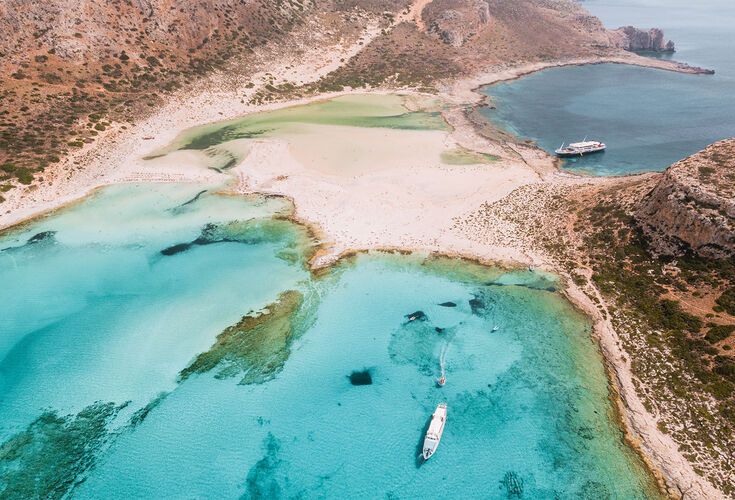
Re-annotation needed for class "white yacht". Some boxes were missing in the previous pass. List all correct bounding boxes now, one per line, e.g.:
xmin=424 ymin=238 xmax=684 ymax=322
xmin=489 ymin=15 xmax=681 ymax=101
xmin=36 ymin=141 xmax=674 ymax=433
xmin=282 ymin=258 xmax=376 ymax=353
xmin=555 ymin=140 xmax=606 ymax=157
xmin=422 ymin=403 xmax=447 ymax=460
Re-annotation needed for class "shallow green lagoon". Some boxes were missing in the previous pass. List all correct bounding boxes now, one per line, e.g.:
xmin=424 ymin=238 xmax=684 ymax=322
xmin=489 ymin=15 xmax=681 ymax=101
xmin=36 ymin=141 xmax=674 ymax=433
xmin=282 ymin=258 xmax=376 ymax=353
xmin=148 ymin=94 xmax=458 ymax=176
xmin=0 ymin=182 xmax=660 ymax=498
xmin=150 ymin=94 xmax=448 ymax=167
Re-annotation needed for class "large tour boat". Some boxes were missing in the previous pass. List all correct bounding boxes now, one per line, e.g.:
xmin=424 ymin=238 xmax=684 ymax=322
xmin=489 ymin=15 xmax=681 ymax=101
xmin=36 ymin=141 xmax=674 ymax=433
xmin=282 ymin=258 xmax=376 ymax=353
xmin=555 ymin=140 xmax=606 ymax=157
xmin=422 ymin=403 xmax=447 ymax=460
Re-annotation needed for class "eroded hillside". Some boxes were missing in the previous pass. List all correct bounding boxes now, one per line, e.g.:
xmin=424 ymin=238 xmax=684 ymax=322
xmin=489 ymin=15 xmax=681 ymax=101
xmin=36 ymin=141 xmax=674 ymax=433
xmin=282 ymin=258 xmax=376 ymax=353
xmin=563 ymin=144 xmax=735 ymax=495
xmin=636 ymin=139 xmax=735 ymax=259
xmin=0 ymin=0 xmax=406 ymax=191
xmin=1 ymin=0 xmax=671 ymax=196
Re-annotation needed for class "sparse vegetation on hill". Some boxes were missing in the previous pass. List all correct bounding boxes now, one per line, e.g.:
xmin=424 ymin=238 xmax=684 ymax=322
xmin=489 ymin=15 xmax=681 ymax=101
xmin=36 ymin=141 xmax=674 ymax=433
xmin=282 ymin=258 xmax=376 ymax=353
xmin=0 ymin=0 xmax=406 ymax=190
xmin=564 ymin=168 xmax=735 ymax=494
xmin=307 ymin=0 xmax=623 ymax=94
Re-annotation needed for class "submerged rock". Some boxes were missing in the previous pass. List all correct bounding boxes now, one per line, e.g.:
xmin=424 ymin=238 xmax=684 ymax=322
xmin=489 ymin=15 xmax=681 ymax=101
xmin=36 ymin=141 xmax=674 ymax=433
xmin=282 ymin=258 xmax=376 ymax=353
xmin=167 ymin=190 xmax=207 ymax=214
xmin=0 ymin=401 xmax=123 ymax=499
xmin=348 ymin=370 xmax=373 ymax=386
xmin=1 ymin=230 xmax=57 ymax=252
xmin=160 ymin=242 xmax=192 ymax=256
xmin=468 ymin=296 xmax=485 ymax=315
xmin=500 ymin=471 xmax=524 ymax=498
xmin=159 ymin=219 xmax=304 ymax=260
xmin=27 ymin=231 xmax=57 ymax=244
xmin=245 ymin=433 xmax=286 ymax=499
xmin=178 ymin=290 xmax=310 ymax=385
xmin=129 ymin=392 xmax=169 ymax=428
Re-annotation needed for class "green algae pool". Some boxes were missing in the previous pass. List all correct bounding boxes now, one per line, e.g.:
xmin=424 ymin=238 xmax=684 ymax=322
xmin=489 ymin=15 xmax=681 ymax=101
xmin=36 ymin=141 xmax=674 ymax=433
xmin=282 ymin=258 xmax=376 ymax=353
xmin=0 ymin=181 xmax=662 ymax=498
xmin=165 ymin=94 xmax=447 ymax=150
xmin=145 ymin=94 xmax=461 ymax=175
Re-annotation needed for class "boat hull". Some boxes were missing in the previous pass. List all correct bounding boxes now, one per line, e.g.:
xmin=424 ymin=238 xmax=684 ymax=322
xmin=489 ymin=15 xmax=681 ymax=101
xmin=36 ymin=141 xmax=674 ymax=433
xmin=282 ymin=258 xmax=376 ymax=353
xmin=555 ymin=147 xmax=606 ymax=158
xmin=422 ymin=403 xmax=447 ymax=460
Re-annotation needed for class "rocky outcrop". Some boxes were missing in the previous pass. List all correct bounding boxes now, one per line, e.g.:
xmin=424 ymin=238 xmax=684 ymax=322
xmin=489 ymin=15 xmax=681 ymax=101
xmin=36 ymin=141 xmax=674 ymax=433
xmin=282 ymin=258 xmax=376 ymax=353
xmin=424 ymin=0 xmax=491 ymax=47
xmin=635 ymin=139 xmax=735 ymax=258
xmin=611 ymin=26 xmax=675 ymax=52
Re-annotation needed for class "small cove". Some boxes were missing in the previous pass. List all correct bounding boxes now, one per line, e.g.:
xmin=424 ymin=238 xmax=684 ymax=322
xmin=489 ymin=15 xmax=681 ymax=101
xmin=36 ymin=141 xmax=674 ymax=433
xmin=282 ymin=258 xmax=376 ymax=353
xmin=0 ymin=182 xmax=660 ymax=498
xmin=480 ymin=0 xmax=735 ymax=176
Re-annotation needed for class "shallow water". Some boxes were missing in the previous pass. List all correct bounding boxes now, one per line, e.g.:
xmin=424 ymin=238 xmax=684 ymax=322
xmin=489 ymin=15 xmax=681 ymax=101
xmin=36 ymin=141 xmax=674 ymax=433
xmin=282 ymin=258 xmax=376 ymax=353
xmin=149 ymin=94 xmax=450 ymax=174
xmin=480 ymin=0 xmax=735 ymax=176
xmin=0 ymin=184 xmax=311 ymax=436
xmin=0 ymin=181 xmax=660 ymax=498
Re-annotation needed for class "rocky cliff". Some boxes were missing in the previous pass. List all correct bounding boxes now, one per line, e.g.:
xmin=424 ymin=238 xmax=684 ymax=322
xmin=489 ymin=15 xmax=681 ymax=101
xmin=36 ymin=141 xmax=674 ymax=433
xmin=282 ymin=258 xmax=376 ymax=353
xmin=424 ymin=0 xmax=491 ymax=47
xmin=611 ymin=26 xmax=675 ymax=52
xmin=635 ymin=139 xmax=735 ymax=258
xmin=419 ymin=0 xmax=679 ymax=63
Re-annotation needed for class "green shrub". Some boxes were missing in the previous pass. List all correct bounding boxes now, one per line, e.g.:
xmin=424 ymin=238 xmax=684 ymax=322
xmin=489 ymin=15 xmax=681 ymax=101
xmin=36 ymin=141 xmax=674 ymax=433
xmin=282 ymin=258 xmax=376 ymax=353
xmin=15 ymin=167 xmax=33 ymax=185
xmin=716 ymin=288 xmax=735 ymax=316
xmin=706 ymin=325 xmax=735 ymax=344
xmin=658 ymin=299 xmax=702 ymax=333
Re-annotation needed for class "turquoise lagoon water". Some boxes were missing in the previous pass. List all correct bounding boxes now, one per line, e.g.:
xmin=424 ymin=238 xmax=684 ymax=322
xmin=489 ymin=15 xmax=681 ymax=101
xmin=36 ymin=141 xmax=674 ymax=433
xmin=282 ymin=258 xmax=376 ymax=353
xmin=0 ymin=182 xmax=660 ymax=498
xmin=481 ymin=0 xmax=735 ymax=176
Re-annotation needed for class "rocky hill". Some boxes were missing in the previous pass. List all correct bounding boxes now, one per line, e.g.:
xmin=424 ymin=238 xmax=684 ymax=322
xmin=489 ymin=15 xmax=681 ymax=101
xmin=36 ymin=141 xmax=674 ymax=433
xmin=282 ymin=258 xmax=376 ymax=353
xmin=0 ymin=0 xmax=679 ymax=193
xmin=611 ymin=26 xmax=675 ymax=52
xmin=636 ymin=139 xmax=735 ymax=258
xmin=421 ymin=0 xmax=616 ymax=64
xmin=0 ymin=0 xmax=407 ymax=189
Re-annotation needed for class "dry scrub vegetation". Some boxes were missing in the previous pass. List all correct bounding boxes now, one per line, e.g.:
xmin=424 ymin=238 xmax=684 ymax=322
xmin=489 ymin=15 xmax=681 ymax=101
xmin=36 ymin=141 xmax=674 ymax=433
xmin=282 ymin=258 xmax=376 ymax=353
xmin=0 ymin=0 xmax=406 ymax=196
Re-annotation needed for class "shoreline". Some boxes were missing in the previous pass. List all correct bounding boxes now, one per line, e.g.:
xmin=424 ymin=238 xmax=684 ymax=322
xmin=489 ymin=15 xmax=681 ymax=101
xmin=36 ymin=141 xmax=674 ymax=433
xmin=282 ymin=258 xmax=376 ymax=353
xmin=0 ymin=50 xmax=722 ymax=498
xmin=441 ymin=51 xmax=713 ymax=105
xmin=561 ymin=280 xmax=722 ymax=499
xmin=0 ymin=48 xmax=709 ymax=234
xmin=302 ymin=241 xmax=691 ymax=496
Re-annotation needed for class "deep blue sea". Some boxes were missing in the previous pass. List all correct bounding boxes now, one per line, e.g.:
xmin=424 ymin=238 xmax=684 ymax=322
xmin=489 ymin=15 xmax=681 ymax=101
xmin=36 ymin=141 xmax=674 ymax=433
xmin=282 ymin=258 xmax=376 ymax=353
xmin=481 ymin=0 xmax=735 ymax=176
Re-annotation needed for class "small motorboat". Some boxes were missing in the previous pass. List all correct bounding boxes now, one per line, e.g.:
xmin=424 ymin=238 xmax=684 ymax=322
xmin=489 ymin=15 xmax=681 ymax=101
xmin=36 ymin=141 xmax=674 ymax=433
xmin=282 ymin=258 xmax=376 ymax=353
xmin=492 ymin=325 xmax=499 ymax=332
xmin=436 ymin=376 xmax=446 ymax=387
xmin=406 ymin=311 xmax=426 ymax=322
